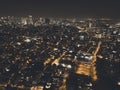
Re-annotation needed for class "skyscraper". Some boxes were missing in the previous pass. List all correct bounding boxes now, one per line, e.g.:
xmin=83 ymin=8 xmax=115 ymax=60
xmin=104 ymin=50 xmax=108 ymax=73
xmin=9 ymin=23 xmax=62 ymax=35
xmin=27 ymin=15 xmax=33 ymax=25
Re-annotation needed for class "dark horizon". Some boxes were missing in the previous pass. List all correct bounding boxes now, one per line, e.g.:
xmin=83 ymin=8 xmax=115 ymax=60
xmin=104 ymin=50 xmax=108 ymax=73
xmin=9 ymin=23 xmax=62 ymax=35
xmin=0 ymin=0 xmax=120 ymax=18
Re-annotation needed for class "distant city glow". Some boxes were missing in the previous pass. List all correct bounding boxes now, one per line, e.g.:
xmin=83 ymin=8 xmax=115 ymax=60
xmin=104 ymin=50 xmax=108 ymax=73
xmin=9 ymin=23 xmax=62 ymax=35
xmin=0 ymin=16 xmax=120 ymax=90
xmin=118 ymin=82 xmax=120 ymax=86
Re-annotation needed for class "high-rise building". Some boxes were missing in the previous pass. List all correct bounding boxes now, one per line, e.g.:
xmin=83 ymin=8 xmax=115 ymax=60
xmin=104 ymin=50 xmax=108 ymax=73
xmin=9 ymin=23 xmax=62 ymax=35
xmin=27 ymin=15 xmax=33 ymax=25
xmin=21 ymin=18 xmax=27 ymax=25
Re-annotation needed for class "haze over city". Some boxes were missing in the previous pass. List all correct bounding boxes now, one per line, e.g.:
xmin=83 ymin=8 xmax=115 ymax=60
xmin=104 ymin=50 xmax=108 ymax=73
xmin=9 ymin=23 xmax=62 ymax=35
xmin=0 ymin=0 xmax=120 ymax=18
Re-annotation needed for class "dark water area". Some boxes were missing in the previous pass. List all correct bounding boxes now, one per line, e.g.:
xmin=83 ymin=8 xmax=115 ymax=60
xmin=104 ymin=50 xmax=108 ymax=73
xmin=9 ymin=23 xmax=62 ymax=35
xmin=95 ymin=59 xmax=120 ymax=90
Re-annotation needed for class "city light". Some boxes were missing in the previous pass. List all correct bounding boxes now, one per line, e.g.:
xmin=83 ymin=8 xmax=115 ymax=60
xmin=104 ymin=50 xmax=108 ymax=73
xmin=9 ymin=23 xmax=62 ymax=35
xmin=0 ymin=16 xmax=120 ymax=90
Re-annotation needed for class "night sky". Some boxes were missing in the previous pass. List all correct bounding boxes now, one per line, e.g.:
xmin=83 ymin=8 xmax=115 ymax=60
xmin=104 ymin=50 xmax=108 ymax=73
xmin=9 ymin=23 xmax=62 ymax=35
xmin=0 ymin=0 xmax=120 ymax=18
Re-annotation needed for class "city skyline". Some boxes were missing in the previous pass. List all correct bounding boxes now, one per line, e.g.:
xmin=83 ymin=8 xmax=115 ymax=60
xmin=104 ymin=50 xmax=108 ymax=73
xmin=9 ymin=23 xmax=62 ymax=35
xmin=0 ymin=0 xmax=120 ymax=18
